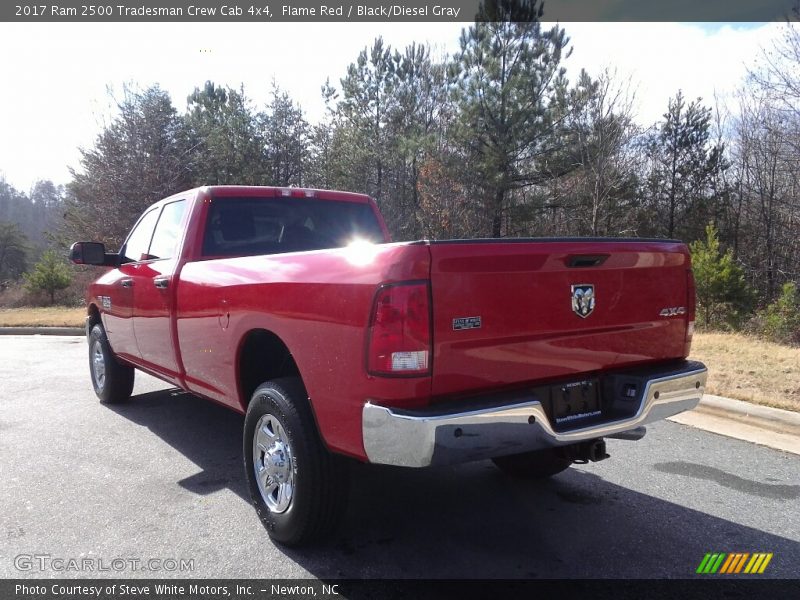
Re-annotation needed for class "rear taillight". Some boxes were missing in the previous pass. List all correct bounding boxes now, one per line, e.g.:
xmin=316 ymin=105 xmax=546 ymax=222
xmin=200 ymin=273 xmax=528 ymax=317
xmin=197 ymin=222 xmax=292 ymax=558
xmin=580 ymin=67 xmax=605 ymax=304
xmin=367 ymin=282 xmax=432 ymax=376
xmin=686 ymin=269 xmax=697 ymax=349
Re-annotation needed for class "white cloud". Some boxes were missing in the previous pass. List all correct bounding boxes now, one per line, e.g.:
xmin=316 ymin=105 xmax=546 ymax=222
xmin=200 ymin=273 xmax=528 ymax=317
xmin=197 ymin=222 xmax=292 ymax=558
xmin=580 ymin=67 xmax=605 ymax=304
xmin=562 ymin=22 xmax=782 ymax=125
xmin=0 ymin=21 xmax=785 ymax=192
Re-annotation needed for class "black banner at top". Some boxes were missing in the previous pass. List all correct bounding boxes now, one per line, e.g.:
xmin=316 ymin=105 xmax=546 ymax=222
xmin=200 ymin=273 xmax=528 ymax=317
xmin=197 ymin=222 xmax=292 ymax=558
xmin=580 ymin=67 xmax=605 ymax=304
xmin=1 ymin=0 xmax=797 ymax=22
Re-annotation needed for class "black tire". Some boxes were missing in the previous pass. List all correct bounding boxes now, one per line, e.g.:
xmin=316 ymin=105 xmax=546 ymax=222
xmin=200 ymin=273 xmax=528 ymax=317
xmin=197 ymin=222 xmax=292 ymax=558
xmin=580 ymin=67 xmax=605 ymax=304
xmin=88 ymin=324 xmax=135 ymax=404
xmin=492 ymin=448 xmax=572 ymax=479
xmin=244 ymin=377 xmax=349 ymax=546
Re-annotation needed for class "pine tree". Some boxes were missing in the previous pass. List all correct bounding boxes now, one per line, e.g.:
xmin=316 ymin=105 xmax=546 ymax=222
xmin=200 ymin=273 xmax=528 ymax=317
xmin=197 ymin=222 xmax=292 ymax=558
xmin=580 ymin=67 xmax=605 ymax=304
xmin=643 ymin=91 xmax=726 ymax=240
xmin=0 ymin=221 xmax=28 ymax=282
xmin=337 ymin=37 xmax=397 ymax=205
xmin=24 ymin=249 xmax=71 ymax=305
xmin=690 ymin=223 xmax=753 ymax=328
xmin=389 ymin=43 xmax=452 ymax=239
xmin=184 ymin=82 xmax=267 ymax=186
xmin=261 ymin=85 xmax=311 ymax=187
xmin=66 ymin=85 xmax=191 ymax=248
xmin=453 ymin=0 xmax=572 ymax=237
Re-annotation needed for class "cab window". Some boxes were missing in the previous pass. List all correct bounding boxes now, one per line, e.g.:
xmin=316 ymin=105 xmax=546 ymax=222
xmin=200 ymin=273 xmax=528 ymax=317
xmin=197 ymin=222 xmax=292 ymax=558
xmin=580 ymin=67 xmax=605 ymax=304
xmin=202 ymin=197 xmax=385 ymax=257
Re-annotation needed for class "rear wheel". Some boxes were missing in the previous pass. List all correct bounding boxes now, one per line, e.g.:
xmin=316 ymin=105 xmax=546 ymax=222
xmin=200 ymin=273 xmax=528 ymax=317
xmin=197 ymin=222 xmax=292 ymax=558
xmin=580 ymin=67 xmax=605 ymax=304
xmin=244 ymin=377 xmax=348 ymax=546
xmin=492 ymin=448 xmax=572 ymax=479
xmin=88 ymin=324 xmax=134 ymax=404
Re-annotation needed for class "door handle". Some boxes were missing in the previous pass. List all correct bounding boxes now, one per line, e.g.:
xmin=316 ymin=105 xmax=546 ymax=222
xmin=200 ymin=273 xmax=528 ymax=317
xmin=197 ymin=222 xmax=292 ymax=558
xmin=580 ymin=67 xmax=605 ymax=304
xmin=154 ymin=277 xmax=169 ymax=289
xmin=120 ymin=279 xmax=133 ymax=288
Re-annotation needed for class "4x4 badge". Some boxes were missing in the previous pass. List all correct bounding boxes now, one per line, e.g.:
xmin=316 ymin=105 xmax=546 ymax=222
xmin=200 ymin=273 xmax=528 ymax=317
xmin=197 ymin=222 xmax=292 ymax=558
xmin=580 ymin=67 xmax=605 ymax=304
xmin=571 ymin=284 xmax=595 ymax=318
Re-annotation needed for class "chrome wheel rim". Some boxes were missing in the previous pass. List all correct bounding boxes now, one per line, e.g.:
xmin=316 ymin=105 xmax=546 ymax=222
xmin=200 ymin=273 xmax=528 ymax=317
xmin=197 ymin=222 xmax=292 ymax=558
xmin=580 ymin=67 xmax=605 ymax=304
xmin=91 ymin=340 xmax=106 ymax=391
xmin=253 ymin=413 xmax=294 ymax=514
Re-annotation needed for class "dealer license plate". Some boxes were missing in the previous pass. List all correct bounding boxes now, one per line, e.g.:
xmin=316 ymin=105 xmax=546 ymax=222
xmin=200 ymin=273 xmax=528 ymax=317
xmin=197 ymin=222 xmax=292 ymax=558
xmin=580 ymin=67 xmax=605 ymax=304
xmin=549 ymin=379 xmax=601 ymax=428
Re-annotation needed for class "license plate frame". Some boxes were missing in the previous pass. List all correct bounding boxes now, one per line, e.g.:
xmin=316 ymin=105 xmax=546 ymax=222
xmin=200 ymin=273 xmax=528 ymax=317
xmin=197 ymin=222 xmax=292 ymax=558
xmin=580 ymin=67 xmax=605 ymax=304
xmin=548 ymin=378 xmax=602 ymax=429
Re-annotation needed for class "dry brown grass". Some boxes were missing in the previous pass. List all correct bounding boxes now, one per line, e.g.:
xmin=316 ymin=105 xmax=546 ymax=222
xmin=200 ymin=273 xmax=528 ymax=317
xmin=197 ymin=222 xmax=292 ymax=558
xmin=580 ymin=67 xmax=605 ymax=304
xmin=690 ymin=331 xmax=800 ymax=412
xmin=0 ymin=307 xmax=85 ymax=328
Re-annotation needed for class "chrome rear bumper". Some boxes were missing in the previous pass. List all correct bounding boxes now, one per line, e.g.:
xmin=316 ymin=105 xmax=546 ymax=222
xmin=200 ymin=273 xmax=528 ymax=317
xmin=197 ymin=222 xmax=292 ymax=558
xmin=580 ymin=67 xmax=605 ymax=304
xmin=362 ymin=361 xmax=707 ymax=467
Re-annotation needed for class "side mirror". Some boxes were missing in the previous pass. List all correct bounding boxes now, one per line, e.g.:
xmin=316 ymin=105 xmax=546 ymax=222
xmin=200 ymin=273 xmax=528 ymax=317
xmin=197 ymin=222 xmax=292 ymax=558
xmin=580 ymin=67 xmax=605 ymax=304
xmin=69 ymin=242 xmax=117 ymax=266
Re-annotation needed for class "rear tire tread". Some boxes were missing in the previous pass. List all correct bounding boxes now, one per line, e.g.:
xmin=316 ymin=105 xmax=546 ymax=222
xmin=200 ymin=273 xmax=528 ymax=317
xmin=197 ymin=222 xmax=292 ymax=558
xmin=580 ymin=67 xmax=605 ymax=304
xmin=244 ymin=377 xmax=348 ymax=546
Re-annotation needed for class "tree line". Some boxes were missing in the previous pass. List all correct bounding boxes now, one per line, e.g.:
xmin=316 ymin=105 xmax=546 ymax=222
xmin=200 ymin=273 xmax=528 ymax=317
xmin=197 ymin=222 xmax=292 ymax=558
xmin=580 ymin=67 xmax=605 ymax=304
xmin=0 ymin=179 xmax=64 ymax=282
xmin=0 ymin=2 xmax=798 ymax=340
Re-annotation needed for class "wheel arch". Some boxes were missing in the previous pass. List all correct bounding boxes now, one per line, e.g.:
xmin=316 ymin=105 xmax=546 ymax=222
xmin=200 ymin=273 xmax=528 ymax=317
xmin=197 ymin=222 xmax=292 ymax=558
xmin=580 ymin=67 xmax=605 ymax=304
xmin=235 ymin=328 xmax=305 ymax=413
xmin=87 ymin=303 xmax=101 ymax=330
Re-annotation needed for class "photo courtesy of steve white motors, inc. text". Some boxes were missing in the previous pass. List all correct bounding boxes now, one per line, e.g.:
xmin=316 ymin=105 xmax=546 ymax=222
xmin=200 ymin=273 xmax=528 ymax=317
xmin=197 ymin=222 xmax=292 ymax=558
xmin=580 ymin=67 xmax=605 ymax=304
xmin=14 ymin=583 xmax=342 ymax=597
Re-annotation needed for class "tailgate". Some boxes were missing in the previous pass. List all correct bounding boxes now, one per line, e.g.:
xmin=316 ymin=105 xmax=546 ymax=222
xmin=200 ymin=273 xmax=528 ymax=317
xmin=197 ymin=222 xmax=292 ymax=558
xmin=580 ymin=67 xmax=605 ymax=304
xmin=429 ymin=239 xmax=692 ymax=399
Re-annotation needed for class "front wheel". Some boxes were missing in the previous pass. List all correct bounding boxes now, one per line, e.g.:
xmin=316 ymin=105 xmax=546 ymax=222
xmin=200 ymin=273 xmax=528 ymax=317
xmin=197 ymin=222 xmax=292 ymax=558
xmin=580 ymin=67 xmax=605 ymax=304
xmin=88 ymin=324 xmax=134 ymax=404
xmin=244 ymin=378 xmax=348 ymax=546
xmin=492 ymin=448 xmax=572 ymax=479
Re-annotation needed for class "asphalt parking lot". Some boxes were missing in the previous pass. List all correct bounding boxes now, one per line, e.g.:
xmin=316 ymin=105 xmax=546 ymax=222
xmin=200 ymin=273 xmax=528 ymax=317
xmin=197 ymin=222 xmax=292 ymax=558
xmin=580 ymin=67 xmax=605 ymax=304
xmin=0 ymin=335 xmax=798 ymax=579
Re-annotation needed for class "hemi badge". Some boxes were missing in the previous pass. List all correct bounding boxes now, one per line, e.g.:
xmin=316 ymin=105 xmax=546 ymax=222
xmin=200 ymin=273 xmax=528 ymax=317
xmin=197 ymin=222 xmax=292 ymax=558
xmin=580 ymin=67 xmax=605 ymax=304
xmin=453 ymin=316 xmax=481 ymax=331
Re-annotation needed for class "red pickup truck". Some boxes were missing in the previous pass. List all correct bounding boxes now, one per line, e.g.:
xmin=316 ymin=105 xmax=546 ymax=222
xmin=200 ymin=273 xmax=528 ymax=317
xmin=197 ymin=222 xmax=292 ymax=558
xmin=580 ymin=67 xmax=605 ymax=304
xmin=70 ymin=185 xmax=707 ymax=545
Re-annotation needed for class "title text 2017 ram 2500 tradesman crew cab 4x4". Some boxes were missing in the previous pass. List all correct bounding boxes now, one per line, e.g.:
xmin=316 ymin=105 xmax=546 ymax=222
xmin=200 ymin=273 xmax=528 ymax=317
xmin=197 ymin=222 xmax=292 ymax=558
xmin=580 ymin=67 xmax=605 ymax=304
xmin=70 ymin=185 xmax=707 ymax=545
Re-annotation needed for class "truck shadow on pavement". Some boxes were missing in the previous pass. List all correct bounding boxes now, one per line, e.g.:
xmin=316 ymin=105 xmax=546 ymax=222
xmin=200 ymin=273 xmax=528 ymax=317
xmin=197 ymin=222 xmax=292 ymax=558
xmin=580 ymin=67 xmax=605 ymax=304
xmin=109 ymin=387 xmax=800 ymax=579
xmin=107 ymin=388 xmax=250 ymax=499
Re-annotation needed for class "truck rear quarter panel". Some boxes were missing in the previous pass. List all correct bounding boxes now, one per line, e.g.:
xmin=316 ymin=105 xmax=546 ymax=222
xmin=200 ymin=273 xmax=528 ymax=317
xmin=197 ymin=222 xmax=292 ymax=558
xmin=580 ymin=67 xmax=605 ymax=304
xmin=175 ymin=242 xmax=432 ymax=459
